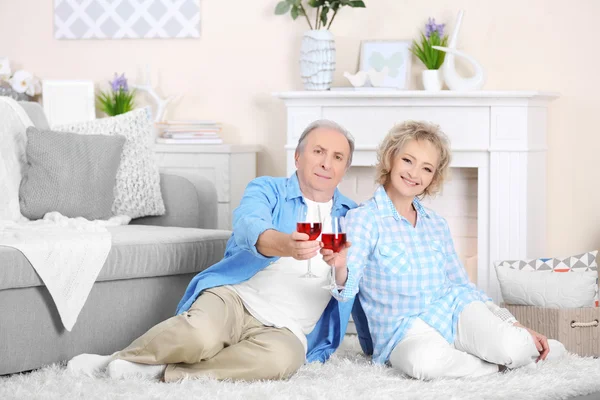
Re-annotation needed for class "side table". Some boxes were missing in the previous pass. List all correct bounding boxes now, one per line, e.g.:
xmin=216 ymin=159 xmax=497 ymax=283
xmin=154 ymin=144 xmax=260 ymax=230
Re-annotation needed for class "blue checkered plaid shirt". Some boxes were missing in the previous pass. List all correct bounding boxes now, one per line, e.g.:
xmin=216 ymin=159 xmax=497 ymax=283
xmin=339 ymin=186 xmax=490 ymax=364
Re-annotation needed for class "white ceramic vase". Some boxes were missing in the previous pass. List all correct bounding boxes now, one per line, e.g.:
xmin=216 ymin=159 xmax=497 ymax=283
xmin=299 ymin=30 xmax=335 ymax=91
xmin=422 ymin=69 xmax=443 ymax=91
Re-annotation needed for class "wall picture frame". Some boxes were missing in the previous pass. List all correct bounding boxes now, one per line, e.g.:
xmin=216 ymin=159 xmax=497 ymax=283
xmin=359 ymin=40 xmax=412 ymax=89
xmin=54 ymin=0 xmax=201 ymax=40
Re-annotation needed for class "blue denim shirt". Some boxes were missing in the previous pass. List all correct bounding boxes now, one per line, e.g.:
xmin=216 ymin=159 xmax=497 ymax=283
xmin=176 ymin=173 xmax=357 ymax=363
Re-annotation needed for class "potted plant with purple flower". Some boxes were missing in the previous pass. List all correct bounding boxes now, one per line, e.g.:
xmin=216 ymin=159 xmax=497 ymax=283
xmin=97 ymin=73 xmax=136 ymax=116
xmin=411 ymin=18 xmax=449 ymax=91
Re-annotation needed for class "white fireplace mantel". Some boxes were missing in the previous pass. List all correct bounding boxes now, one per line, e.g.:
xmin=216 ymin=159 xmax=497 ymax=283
xmin=274 ymin=90 xmax=559 ymax=302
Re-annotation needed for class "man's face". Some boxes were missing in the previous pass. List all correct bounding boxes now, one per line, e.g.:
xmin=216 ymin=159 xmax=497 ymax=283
xmin=295 ymin=127 xmax=350 ymax=199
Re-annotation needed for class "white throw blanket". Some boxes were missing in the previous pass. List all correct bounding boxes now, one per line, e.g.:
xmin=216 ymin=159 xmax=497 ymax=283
xmin=0 ymin=97 xmax=33 ymax=222
xmin=0 ymin=212 xmax=130 ymax=331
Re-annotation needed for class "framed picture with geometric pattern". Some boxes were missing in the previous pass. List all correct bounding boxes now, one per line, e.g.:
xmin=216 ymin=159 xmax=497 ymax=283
xmin=54 ymin=0 xmax=201 ymax=40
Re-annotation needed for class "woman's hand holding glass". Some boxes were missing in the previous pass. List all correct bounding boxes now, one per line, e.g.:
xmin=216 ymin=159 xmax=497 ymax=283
xmin=320 ymin=216 xmax=351 ymax=290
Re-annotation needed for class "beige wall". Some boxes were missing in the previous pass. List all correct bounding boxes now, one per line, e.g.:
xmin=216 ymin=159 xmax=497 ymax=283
xmin=1 ymin=0 xmax=599 ymax=256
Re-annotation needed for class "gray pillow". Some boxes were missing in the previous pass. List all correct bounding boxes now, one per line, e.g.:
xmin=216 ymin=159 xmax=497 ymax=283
xmin=18 ymin=101 xmax=50 ymax=130
xmin=19 ymin=126 xmax=126 ymax=220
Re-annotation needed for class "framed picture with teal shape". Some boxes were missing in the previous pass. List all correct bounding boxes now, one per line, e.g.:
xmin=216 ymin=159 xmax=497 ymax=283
xmin=360 ymin=40 xmax=412 ymax=89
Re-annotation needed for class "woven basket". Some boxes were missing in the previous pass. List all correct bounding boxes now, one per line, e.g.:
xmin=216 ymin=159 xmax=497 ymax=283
xmin=504 ymin=304 xmax=599 ymax=357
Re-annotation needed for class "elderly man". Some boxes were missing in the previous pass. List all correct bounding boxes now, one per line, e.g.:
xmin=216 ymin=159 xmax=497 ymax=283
xmin=68 ymin=119 xmax=357 ymax=382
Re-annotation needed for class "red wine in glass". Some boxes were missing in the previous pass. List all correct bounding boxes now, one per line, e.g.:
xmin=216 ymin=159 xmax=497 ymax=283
xmin=297 ymin=204 xmax=322 ymax=278
xmin=297 ymin=222 xmax=322 ymax=240
xmin=321 ymin=233 xmax=347 ymax=253
xmin=321 ymin=216 xmax=346 ymax=290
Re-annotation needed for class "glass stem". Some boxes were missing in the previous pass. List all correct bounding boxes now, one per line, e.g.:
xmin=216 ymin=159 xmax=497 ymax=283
xmin=331 ymin=258 xmax=336 ymax=287
xmin=307 ymin=258 xmax=312 ymax=275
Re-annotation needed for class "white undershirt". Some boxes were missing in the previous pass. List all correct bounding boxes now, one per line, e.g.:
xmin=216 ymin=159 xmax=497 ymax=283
xmin=228 ymin=198 xmax=333 ymax=354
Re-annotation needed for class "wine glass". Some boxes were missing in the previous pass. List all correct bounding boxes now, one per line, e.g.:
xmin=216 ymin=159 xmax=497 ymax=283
xmin=296 ymin=203 xmax=322 ymax=278
xmin=321 ymin=216 xmax=347 ymax=291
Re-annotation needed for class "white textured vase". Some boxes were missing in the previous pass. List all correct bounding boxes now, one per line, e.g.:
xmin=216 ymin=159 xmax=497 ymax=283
xmin=300 ymin=30 xmax=336 ymax=91
xmin=422 ymin=69 xmax=443 ymax=91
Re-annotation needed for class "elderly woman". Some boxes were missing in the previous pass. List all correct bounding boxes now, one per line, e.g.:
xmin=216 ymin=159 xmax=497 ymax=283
xmin=325 ymin=121 xmax=565 ymax=379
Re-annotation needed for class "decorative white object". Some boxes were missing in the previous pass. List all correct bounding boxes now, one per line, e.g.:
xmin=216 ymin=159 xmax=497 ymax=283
xmin=300 ymin=30 xmax=336 ymax=91
xmin=154 ymin=144 xmax=259 ymax=229
xmin=495 ymin=266 xmax=597 ymax=308
xmin=343 ymin=71 xmax=367 ymax=87
xmin=9 ymin=70 xmax=42 ymax=97
xmin=55 ymin=108 xmax=166 ymax=219
xmin=432 ymin=10 xmax=486 ymax=92
xmin=42 ymin=80 xmax=95 ymax=127
xmin=421 ymin=69 xmax=443 ymax=91
xmin=360 ymin=40 xmax=411 ymax=89
xmin=131 ymin=66 xmax=179 ymax=123
xmin=368 ymin=67 xmax=389 ymax=87
xmin=344 ymin=67 xmax=389 ymax=88
xmin=54 ymin=0 xmax=201 ymax=39
xmin=274 ymin=90 xmax=559 ymax=302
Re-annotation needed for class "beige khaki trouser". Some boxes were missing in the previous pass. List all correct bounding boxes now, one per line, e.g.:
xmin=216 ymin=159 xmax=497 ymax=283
xmin=115 ymin=286 xmax=306 ymax=382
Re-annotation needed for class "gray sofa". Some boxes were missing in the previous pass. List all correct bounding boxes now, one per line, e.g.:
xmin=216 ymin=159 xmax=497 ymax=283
xmin=0 ymin=102 xmax=232 ymax=375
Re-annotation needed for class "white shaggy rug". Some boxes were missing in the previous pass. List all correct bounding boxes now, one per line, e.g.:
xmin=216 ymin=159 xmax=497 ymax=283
xmin=2 ymin=336 xmax=600 ymax=400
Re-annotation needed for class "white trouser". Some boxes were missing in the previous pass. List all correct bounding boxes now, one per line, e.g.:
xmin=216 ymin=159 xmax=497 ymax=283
xmin=389 ymin=301 xmax=565 ymax=380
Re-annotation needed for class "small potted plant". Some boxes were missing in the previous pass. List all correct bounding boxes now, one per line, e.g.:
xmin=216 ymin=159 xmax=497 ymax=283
xmin=97 ymin=73 xmax=136 ymax=116
xmin=275 ymin=0 xmax=366 ymax=91
xmin=411 ymin=18 xmax=449 ymax=91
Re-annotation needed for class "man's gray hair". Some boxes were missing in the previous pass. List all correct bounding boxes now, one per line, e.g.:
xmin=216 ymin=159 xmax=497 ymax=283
xmin=295 ymin=119 xmax=355 ymax=167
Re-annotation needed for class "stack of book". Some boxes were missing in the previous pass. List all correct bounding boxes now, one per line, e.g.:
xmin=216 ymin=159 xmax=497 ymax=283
xmin=155 ymin=120 xmax=223 ymax=144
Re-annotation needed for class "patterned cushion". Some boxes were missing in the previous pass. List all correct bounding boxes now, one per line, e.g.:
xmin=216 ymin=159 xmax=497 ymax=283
xmin=496 ymin=265 xmax=597 ymax=308
xmin=54 ymin=108 xmax=165 ymax=219
xmin=495 ymin=251 xmax=599 ymax=307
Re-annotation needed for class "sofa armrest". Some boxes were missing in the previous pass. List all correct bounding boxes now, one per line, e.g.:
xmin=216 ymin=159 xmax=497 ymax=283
xmin=131 ymin=172 xmax=218 ymax=229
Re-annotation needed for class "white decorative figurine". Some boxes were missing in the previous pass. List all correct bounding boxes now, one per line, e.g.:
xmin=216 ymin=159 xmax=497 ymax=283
xmin=432 ymin=10 xmax=486 ymax=91
xmin=343 ymin=66 xmax=389 ymax=88
xmin=131 ymin=66 xmax=179 ymax=123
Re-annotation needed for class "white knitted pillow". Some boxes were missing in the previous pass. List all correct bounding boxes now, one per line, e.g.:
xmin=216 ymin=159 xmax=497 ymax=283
xmin=0 ymin=97 xmax=33 ymax=221
xmin=54 ymin=108 xmax=165 ymax=219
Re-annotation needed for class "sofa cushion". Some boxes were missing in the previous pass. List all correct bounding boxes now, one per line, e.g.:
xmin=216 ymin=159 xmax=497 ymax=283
xmin=495 ymin=251 xmax=599 ymax=307
xmin=54 ymin=108 xmax=166 ymax=219
xmin=19 ymin=127 xmax=126 ymax=220
xmin=496 ymin=265 xmax=597 ymax=308
xmin=0 ymin=225 xmax=231 ymax=291
xmin=18 ymin=101 xmax=50 ymax=130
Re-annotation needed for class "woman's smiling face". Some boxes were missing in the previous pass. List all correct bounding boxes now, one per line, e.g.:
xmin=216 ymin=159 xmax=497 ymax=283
xmin=385 ymin=139 xmax=440 ymax=200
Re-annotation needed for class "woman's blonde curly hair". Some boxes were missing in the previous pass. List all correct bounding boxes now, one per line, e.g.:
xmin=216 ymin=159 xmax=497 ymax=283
xmin=375 ymin=120 xmax=451 ymax=198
